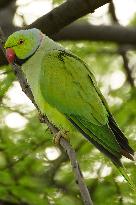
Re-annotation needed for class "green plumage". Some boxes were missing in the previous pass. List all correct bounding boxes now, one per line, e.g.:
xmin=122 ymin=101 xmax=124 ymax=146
xmin=5 ymin=29 xmax=135 ymax=189
xmin=40 ymin=49 xmax=121 ymax=156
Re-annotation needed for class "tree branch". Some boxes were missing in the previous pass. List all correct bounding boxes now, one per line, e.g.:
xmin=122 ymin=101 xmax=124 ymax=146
xmin=27 ymin=0 xmax=111 ymax=35
xmin=108 ymin=1 xmax=135 ymax=87
xmin=0 ymin=28 xmax=93 ymax=205
xmin=53 ymin=22 xmax=136 ymax=44
xmin=60 ymin=138 xmax=93 ymax=205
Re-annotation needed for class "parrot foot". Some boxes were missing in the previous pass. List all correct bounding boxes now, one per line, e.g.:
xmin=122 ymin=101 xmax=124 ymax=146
xmin=53 ymin=130 xmax=69 ymax=145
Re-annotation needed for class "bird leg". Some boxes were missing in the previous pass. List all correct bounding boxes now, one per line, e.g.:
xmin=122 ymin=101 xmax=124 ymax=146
xmin=53 ymin=130 xmax=69 ymax=145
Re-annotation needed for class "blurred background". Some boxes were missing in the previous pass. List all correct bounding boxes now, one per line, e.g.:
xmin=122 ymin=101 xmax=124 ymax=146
xmin=0 ymin=0 xmax=136 ymax=204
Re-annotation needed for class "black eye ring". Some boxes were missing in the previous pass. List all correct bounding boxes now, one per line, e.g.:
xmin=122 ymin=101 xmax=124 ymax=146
xmin=19 ymin=39 xmax=24 ymax=44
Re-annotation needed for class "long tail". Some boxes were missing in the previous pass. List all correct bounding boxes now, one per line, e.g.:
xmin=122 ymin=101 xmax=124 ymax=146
xmin=108 ymin=115 xmax=135 ymax=190
xmin=68 ymin=117 xmax=135 ymax=190
xmin=114 ymin=162 xmax=136 ymax=191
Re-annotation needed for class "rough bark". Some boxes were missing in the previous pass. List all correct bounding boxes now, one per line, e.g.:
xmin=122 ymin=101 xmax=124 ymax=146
xmin=27 ymin=0 xmax=111 ymax=35
xmin=53 ymin=22 xmax=136 ymax=44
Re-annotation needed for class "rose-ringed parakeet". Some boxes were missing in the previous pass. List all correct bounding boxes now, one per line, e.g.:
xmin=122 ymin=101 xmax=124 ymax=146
xmin=5 ymin=28 xmax=135 ymax=188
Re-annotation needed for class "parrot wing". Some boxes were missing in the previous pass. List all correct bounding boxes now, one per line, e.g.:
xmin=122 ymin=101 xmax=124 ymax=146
xmin=40 ymin=50 xmax=108 ymax=126
xmin=39 ymin=49 xmax=125 ymax=159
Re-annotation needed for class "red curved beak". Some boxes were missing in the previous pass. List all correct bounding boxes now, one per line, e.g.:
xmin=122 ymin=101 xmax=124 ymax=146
xmin=6 ymin=48 xmax=16 ymax=64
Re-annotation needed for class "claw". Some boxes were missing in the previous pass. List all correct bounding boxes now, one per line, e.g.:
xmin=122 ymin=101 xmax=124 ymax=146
xmin=53 ymin=130 xmax=69 ymax=145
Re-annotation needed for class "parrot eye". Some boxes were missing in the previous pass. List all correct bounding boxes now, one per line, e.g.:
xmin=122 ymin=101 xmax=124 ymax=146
xmin=19 ymin=39 xmax=24 ymax=45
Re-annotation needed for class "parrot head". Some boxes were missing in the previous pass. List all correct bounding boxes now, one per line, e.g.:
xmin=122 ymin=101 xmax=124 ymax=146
xmin=5 ymin=28 xmax=43 ymax=64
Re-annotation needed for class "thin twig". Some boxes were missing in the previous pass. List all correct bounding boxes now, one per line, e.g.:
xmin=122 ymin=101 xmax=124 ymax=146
xmin=0 ymin=28 xmax=93 ymax=205
xmin=60 ymin=137 xmax=93 ymax=205
xmin=119 ymin=51 xmax=135 ymax=87
xmin=109 ymin=1 xmax=135 ymax=87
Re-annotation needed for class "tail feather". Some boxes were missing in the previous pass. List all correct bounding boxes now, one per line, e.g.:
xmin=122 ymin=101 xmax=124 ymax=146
xmin=108 ymin=115 xmax=134 ymax=157
xmin=68 ymin=117 xmax=135 ymax=190
xmin=115 ymin=163 xmax=136 ymax=191
xmin=68 ymin=117 xmax=122 ymax=164
xmin=121 ymin=149 xmax=134 ymax=161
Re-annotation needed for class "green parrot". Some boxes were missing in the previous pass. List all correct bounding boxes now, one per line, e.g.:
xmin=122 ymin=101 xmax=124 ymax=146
xmin=5 ymin=28 xmax=135 ymax=188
